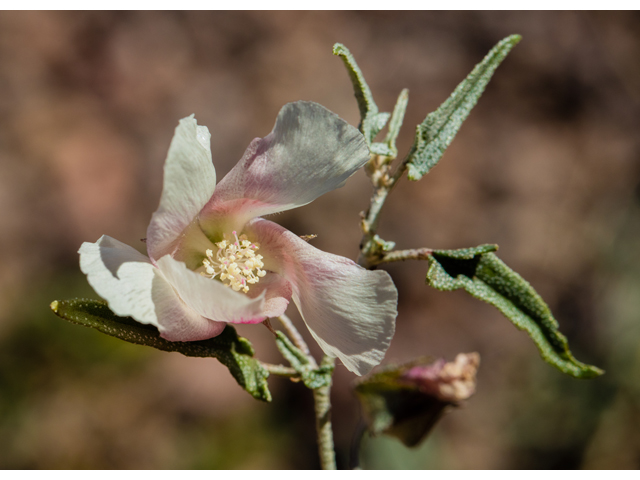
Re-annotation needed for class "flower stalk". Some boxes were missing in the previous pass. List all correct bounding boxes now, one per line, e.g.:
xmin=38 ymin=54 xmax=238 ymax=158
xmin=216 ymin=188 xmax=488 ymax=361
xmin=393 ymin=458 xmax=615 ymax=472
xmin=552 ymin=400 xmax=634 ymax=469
xmin=312 ymin=356 xmax=337 ymax=470
xmin=369 ymin=247 xmax=433 ymax=266
xmin=260 ymin=362 xmax=299 ymax=378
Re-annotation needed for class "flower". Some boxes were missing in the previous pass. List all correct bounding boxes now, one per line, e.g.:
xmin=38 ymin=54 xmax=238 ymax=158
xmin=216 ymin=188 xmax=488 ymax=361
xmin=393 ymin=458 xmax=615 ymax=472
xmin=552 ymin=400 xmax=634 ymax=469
xmin=79 ymin=101 xmax=398 ymax=375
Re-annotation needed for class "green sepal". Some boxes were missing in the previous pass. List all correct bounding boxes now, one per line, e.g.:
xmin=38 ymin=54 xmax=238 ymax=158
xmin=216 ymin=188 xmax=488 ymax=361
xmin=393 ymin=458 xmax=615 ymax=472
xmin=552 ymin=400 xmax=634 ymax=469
xmin=50 ymin=298 xmax=272 ymax=402
xmin=406 ymin=35 xmax=521 ymax=181
xmin=275 ymin=332 xmax=333 ymax=389
xmin=354 ymin=361 xmax=450 ymax=447
xmin=372 ymin=234 xmax=396 ymax=253
xmin=333 ymin=43 xmax=389 ymax=145
xmin=425 ymin=247 xmax=604 ymax=379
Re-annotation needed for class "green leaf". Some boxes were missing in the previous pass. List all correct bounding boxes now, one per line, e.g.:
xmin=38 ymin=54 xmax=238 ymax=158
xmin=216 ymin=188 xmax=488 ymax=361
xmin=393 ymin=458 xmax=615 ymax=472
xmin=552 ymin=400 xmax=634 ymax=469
xmin=354 ymin=362 xmax=451 ymax=447
xmin=50 ymin=298 xmax=271 ymax=401
xmin=370 ymin=142 xmax=394 ymax=157
xmin=333 ymin=43 xmax=389 ymax=145
xmin=384 ymin=88 xmax=409 ymax=159
xmin=425 ymin=247 xmax=604 ymax=379
xmin=275 ymin=332 xmax=333 ymax=389
xmin=406 ymin=34 xmax=521 ymax=181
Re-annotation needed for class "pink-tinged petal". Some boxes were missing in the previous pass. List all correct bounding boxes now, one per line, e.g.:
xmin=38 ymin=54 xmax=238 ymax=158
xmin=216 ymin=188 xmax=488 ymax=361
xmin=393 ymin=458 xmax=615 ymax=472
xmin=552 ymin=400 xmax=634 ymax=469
xmin=147 ymin=115 xmax=217 ymax=262
xmin=156 ymin=254 xmax=268 ymax=326
xmin=199 ymin=101 xmax=370 ymax=234
xmin=246 ymin=219 xmax=398 ymax=376
xmin=79 ymin=235 xmax=225 ymax=341
xmin=152 ymin=284 xmax=226 ymax=342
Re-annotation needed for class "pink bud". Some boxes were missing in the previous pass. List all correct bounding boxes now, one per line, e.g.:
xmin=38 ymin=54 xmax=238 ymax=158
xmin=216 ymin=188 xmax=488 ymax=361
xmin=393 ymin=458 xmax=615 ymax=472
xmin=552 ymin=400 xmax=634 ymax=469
xmin=402 ymin=353 xmax=480 ymax=403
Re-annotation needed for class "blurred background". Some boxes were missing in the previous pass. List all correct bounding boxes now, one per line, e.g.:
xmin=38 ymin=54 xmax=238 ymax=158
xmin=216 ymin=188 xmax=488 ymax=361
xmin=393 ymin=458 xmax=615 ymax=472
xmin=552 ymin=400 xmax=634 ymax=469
xmin=0 ymin=11 xmax=639 ymax=469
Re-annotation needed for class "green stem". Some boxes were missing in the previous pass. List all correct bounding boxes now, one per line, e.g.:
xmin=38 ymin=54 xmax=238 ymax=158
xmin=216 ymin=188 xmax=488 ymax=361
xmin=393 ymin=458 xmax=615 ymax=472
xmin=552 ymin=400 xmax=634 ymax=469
xmin=260 ymin=362 xmax=298 ymax=377
xmin=312 ymin=356 xmax=337 ymax=470
xmin=358 ymin=152 xmax=412 ymax=268
xmin=370 ymin=247 xmax=433 ymax=266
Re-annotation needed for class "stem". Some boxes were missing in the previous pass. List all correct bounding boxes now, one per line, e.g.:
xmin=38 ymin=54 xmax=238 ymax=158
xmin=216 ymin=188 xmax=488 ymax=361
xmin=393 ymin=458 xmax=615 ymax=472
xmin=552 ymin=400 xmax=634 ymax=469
xmin=370 ymin=247 xmax=433 ymax=266
xmin=358 ymin=152 xmax=412 ymax=268
xmin=313 ymin=356 xmax=337 ymax=470
xmin=260 ymin=362 xmax=299 ymax=377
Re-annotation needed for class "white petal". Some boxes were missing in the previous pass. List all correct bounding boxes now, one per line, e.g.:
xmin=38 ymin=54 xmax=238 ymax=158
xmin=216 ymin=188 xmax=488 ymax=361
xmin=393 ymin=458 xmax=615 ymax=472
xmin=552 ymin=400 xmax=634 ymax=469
xmin=199 ymin=101 xmax=370 ymax=232
xmin=156 ymin=254 xmax=268 ymax=325
xmin=247 ymin=219 xmax=398 ymax=375
xmin=147 ymin=115 xmax=217 ymax=262
xmin=79 ymin=235 xmax=225 ymax=341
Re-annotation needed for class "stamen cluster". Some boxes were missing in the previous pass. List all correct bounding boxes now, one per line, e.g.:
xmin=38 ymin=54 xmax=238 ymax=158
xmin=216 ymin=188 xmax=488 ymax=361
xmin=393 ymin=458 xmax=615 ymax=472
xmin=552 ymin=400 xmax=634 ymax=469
xmin=202 ymin=231 xmax=266 ymax=293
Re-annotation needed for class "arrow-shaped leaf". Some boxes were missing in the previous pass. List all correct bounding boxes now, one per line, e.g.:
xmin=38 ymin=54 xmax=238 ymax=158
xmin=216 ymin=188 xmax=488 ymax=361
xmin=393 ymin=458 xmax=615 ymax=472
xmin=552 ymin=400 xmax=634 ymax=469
xmin=425 ymin=246 xmax=604 ymax=379
xmin=407 ymin=35 xmax=521 ymax=180
xmin=333 ymin=43 xmax=390 ymax=146
xmin=50 ymin=298 xmax=271 ymax=401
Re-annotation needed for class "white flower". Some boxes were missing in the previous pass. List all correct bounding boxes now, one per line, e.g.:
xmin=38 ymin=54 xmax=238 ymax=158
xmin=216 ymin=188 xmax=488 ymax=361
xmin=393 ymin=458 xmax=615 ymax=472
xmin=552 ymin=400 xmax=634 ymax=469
xmin=79 ymin=101 xmax=398 ymax=375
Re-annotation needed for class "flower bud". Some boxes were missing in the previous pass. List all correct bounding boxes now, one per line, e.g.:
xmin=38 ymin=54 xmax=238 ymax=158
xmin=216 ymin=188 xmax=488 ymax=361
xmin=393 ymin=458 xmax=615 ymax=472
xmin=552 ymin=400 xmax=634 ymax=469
xmin=402 ymin=352 xmax=480 ymax=403
xmin=354 ymin=353 xmax=480 ymax=447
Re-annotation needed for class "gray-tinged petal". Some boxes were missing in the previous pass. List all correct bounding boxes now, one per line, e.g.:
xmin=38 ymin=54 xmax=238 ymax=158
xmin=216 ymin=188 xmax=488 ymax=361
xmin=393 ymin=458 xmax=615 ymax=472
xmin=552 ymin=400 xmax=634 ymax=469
xmin=199 ymin=101 xmax=371 ymax=234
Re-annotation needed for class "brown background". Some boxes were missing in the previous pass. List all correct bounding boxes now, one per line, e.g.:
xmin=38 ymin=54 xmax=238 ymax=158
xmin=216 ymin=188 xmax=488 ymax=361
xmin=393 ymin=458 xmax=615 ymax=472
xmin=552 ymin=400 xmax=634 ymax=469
xmin=0 ymin=11 xmax=639 ymax=469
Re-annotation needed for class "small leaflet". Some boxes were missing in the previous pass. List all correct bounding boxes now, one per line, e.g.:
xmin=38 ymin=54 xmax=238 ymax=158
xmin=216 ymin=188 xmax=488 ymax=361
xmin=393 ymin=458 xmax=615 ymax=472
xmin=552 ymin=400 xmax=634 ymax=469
xmin=333 ymin=43 xmax=389 ymax=146
xmin=275 ymin=332 xmax=333 ymax=389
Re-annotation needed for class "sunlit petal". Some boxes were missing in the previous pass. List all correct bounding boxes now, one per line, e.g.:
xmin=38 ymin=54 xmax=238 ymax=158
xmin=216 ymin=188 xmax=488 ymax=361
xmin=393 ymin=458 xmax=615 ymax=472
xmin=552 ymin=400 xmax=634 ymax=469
xmin=147 ymin=115 xmax=217 ymax=261
xmin=247 ymin=219 xmax=397 ymax=375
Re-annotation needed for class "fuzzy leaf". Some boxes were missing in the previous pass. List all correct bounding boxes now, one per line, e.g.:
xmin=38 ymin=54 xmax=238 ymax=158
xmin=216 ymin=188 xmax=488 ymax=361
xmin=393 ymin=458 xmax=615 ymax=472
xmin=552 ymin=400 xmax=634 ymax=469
xmin=333 ymin=43 xmax=389 ymax=145
xmin=425 ymin=247 xmax=604 ymax=379
xmin=370 ymin=142 xmax=394 ymax=157
xmin=50 ymin=298 xmax=271 ymax=401
xmin=275 ymin=332 xmax=333 ymax=389
xmin=407 ymin=35 xmax=521 ymax=180
xmin=384 ymin=88 xmax=409 ymax=158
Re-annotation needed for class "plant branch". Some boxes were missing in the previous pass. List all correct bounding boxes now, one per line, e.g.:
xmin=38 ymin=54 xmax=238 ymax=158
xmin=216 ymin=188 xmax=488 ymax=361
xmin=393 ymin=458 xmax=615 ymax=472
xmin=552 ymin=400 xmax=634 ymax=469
xmin=259 ymin=362 xmax=299 ymax=377
xmin=369 ymin=247 xmax=433 ymax=266
xmin=312 ymin=356 xmax=337 ymax=470
xmin=358 ymin=152 xmax=412 ymax=268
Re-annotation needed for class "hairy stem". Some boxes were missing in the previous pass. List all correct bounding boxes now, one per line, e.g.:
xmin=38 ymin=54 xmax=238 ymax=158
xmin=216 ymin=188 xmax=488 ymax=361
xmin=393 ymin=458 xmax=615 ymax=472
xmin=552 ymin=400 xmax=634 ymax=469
xmin=313 ymin=356 xmax=337 ymax=470
xmin=358 ymin=153 xmax=412 ymax=268
xmin=260 ymin=362 xmax=299 ymax=377
xmin=370 ymin=247 xmax=433 ymax=266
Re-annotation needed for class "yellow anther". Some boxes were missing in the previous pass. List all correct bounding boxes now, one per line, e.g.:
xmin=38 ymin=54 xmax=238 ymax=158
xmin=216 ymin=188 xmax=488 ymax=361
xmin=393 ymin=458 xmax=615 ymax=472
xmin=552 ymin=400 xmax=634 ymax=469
xmin=201 ymin=232 xmax=266 ymax=293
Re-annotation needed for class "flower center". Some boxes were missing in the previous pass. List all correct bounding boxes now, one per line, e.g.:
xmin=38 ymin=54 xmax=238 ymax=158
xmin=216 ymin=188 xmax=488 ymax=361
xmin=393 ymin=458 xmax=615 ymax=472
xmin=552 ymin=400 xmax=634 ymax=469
xmin=201 ymin=231 xmax=266 ymax=293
